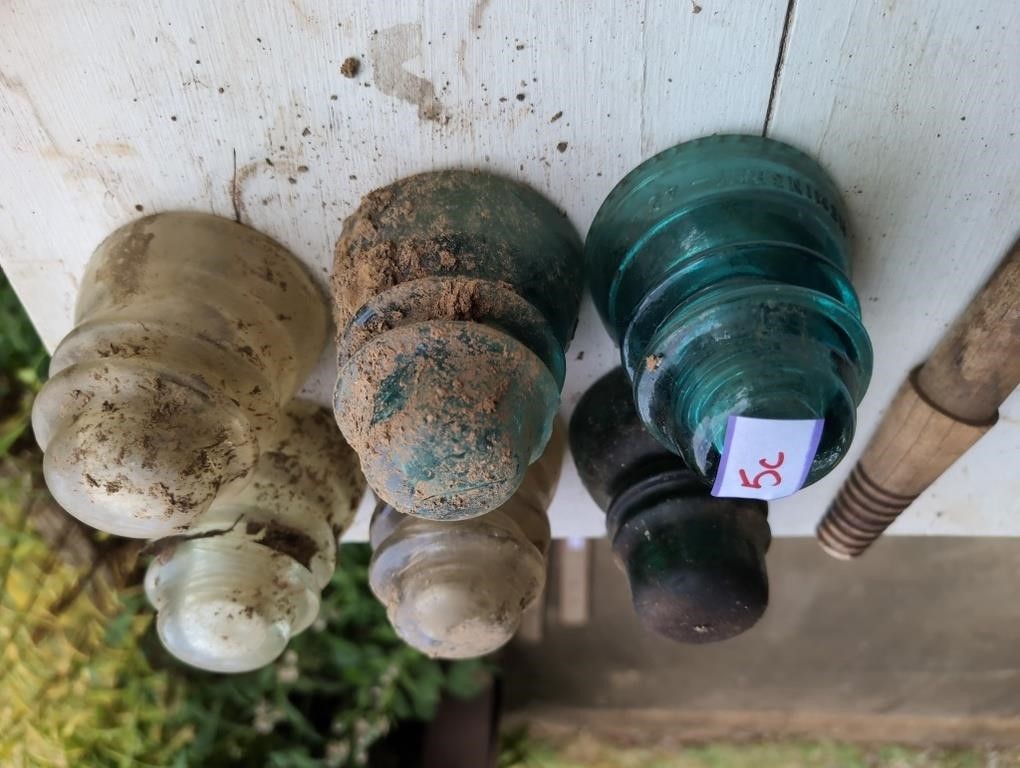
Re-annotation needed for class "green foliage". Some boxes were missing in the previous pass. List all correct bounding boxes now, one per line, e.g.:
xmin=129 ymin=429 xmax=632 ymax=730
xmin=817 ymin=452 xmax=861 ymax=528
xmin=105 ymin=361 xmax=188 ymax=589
xmin=499 ymin=727 xmax=539 ymax=768
xmin=0 ymin=463 xmax=187 ymax=768
xmin=165 ymin=543 xmax=489 ymax=767
xmin=0 ymin=270 xmax=48 ymax=454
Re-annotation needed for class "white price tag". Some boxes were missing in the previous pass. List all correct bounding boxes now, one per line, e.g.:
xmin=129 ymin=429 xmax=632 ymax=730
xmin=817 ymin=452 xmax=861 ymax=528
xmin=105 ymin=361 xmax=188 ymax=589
xmin=711 ymin=416 xmax=824 ymax=501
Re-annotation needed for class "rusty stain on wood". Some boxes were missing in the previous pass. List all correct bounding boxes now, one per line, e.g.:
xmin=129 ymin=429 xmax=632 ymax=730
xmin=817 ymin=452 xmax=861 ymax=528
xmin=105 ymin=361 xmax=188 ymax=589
xmin=369 ymin=23 xmax=448 ymax=124
xmin=458 ymin=0 xmax=493 ymax=76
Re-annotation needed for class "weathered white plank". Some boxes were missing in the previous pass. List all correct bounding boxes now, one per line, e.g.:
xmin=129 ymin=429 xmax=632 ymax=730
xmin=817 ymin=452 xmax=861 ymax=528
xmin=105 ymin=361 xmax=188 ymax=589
xmin=6 ymin=0 xmax=1020 ymax=540
xmin=0 ymin=0 xmax=786 ymax=540
xmin=765 ymin=0 xmax=1020 ymax=535
xmin=34 ymin=1 xmax=1020 ymax=541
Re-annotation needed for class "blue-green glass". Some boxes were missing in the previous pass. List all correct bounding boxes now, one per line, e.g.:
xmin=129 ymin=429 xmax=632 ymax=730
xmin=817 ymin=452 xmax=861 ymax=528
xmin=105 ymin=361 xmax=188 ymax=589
xmin=585 ymin=134 xmax=873 ymax=489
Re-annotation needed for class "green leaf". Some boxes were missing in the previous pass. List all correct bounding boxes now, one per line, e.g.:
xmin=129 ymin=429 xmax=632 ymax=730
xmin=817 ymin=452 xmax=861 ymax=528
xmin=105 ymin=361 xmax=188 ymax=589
xmin=103 ymin=609 xmax=136 ymax=647
xmin=275 ymin=696 xmax=324 ymax=744
xmin=389 ymin=687 xmax=412 ymax=721
xmin=324 ymin=635 xmax=364 ymax=667
xmin=401 ymin=662 xmax=444 ymax=720
xmin=267 ymin=747 xmax=320 ymax=768
xmin=444 ymin=659 xmax=487 ymax=700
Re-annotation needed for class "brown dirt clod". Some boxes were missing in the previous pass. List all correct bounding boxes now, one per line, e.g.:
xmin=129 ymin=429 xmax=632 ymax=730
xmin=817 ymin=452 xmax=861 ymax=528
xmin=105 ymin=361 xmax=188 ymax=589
xmin=256 ymin=521 xmax=318 ymax=570
xmin=341 ymin=56 xmax=361 ymax=78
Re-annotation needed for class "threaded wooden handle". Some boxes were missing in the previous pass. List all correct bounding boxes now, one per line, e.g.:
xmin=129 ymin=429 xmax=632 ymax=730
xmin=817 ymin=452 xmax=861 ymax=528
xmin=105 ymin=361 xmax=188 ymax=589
xmin=818 ymin=241 xmax=1020 ymax=559
xmin=818 ymin=376 xmax=993 ymax=559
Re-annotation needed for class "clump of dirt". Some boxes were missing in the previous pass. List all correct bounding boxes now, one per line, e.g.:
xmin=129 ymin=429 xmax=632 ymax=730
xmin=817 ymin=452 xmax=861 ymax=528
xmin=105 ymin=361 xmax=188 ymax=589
xmin=330 ymin=181 xmax=470 ymax=332
xmin=340 ymin=56 xmax=360 ymax=78
xmin=329 ymin=171 xmax=560 ymax=334
xmin=439 ymin=278 xmax=496 ymax=315
xmin=331 ymin=239 xmax=432 ymax=332
xmin=338 ymin=276 xmax=528 ymax=362
xmin=255 ymin=521 xmax=318 ymax=570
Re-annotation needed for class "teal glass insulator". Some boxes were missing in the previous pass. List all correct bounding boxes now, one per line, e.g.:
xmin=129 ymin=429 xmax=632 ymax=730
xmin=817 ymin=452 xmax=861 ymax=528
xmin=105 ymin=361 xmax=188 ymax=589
xmin=585 ymin=135 xmax=872 ymax=492
xmin=333 ymin=171 xmax=583 ymax=520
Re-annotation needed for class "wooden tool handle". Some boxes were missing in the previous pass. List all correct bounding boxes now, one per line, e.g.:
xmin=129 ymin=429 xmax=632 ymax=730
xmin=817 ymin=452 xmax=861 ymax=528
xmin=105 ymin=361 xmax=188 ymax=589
xmin=819 ymin=241 xmax=1020 ymax=560
xmin=860 ymin=372 xmax=994 ymax=493
xmin=918 ymin=242 xmax=1020 ymax=422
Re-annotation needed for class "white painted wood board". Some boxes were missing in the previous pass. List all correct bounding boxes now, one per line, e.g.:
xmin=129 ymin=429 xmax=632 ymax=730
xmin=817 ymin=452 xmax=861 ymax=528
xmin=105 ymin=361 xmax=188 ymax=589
xmin=764 ymin=0 xmax=1020 ymax=538
xmin=0 ymin=0 xmax=1016 ymax=541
